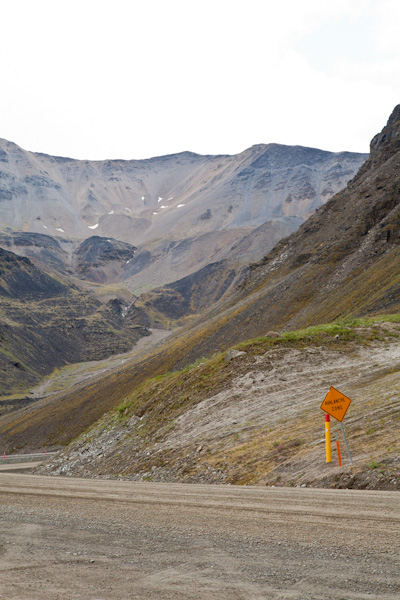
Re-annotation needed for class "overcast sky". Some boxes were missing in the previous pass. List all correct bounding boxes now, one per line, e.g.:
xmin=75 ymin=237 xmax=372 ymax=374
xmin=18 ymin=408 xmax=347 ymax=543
xmin=1 ymin=0 xmax=399 ymax=160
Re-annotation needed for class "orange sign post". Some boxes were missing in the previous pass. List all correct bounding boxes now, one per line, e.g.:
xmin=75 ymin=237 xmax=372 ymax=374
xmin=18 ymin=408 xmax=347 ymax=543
xmin=325 ymin=414 xmax=331 ymax=463
xmin=321 ymin=386 xmax=353 ymax=465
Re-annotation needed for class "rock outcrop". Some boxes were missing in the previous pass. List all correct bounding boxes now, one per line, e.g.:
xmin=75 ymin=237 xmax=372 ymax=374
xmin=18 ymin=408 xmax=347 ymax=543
xmin=74 ymin=236 xmax=136 ymax=283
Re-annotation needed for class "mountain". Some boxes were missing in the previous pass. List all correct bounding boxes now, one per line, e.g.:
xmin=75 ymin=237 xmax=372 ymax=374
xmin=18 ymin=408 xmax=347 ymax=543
xmin=0 ymin=139 xmax=367 ymax=290
xmin=7 ymin=104 xmax=394 ymax=491
xmin=0 ymin=123 xmax=382 ymax=456
xmin=0 ymin=230 xmax=140 ymax=287
xmin=130 ymin=104 xmax=400 ymax=373
xmin=0 ymin=139 xmax=366 ymax=399
xmin=180 ymin=104 xmax=400 ymax=357
xmin=0 ymin=106 xmax=397 ymax=458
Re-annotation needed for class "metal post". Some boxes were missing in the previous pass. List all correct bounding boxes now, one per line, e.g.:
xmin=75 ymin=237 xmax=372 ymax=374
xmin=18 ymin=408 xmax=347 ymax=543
xmin=325 ymin=414 xmax=331 ymax=463
xmin=340 ymin=422 xmax=353 ymax=465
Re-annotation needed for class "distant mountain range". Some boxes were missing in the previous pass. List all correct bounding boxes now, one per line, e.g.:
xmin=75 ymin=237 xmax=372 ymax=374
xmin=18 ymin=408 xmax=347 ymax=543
xmin=0 ymin=139 xmax=367 ymax=292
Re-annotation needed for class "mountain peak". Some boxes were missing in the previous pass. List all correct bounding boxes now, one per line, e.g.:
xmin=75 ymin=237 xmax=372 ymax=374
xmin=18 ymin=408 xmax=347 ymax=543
xmin=370 ymin=104 xmax=400 ymax=165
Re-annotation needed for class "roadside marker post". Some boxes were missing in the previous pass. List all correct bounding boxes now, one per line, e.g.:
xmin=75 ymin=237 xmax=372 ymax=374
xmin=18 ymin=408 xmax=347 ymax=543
xmin=321 ymin=386 xmax=353 ymax=465
xmin=325 ymin=414 xmax=331 ymax=463
xmin=336 ymin=433 xmax=342 ymax=467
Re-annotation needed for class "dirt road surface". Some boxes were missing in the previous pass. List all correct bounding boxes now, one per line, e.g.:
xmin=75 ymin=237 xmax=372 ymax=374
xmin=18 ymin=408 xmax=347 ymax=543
xmin=0 ymin=473 xmax=399 ymax=600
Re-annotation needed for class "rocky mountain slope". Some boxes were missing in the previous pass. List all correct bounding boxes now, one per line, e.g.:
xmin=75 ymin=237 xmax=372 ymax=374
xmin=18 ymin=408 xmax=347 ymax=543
xmin=0 ymin=137 xmax=368 ymax=398
xmin=0 ymin=140 xmax=366 ymax=241
xmin=0 ymin=139 xmax=366 ymax=290
xmin=165 ymin=104 xmax=400 ymax=363
xmin=0 ymin=247 xmax=149 ymax=397
xmin=133 ymin=100 xmax=400 ymax=344
xmin=0 ymin=230 xmax=138 ymax=285
xmin=132 ymin=218 xmax=300 ymax=326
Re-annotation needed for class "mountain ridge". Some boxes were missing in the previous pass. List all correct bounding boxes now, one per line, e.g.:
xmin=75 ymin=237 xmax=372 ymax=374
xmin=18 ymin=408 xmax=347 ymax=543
xmin=0 ymin=136 xmax=366 ymax=243
xmin=0 ymin=136 xmax=367 ymax=296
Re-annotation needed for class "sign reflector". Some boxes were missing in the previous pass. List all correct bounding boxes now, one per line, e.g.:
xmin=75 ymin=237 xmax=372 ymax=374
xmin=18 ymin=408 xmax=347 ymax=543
xmin=320 ymin=386 xmax=351 ymax=422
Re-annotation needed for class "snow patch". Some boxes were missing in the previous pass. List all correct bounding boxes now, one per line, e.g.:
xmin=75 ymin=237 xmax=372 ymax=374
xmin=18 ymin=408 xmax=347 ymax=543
xmin=121 ymin=302 xmax=134 ymax=318
xmin=153 ymin=212 xmax=158 ymax=215
xmin=108 ymin=210 xmax=115 ymax=215
xmin=43 ymin=225 xmax=48 ymax=229
xmin=158 ymin=197 xmax=163 ymax=202
xmin=160 ymin=205 xmax=168 ymax=209
xmin=141 ymin=196 xmax=145 ymax=201
xmin=177 ymin=204 xmax=185 ymax=208
xmin=55 ymin=227 xmax=64 ymax=232
xmin=125 ymin=207 xmax=132 ymax=212
xmin=88 ymin=224 xmax=99 ymax=230
xmin=168 ymin=196 xmax=174 ymax=201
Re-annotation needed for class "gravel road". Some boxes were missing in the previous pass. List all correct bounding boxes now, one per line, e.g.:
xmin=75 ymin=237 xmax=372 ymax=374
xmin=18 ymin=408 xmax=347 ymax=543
xmin=0 ymin=473 xmax=399 ymax=599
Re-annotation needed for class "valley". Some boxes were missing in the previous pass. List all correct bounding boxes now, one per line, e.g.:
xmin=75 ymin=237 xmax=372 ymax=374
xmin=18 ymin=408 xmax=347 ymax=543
xmin=0 ymin=139 xmax=366 ymax=398
xmin=28 ymin=327 xmax=172 ymax=403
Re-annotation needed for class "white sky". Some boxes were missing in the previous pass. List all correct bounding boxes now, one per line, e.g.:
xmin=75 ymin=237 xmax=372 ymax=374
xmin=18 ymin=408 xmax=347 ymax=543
xmin=1 ymin=0 xmax=399 ymax=160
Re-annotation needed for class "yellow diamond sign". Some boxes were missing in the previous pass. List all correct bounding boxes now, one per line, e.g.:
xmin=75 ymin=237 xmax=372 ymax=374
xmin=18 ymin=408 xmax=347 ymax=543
xmin=320 ymin=386 xmax=351 ymax=422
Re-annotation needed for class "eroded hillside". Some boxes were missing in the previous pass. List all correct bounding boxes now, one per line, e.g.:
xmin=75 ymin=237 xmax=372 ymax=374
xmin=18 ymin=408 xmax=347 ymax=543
xmin=36 ymin=318 xmax=400 ymax=490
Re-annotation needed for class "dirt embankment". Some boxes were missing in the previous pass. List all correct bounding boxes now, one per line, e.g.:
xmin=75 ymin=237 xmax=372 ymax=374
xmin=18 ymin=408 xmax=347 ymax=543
xmin=36 ymin=322 xmax=400 ymax=490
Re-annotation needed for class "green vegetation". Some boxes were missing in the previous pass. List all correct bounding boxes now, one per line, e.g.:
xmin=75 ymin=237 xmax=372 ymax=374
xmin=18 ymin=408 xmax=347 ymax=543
xmin=234 ymin=314 xmax=400 ymax=353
